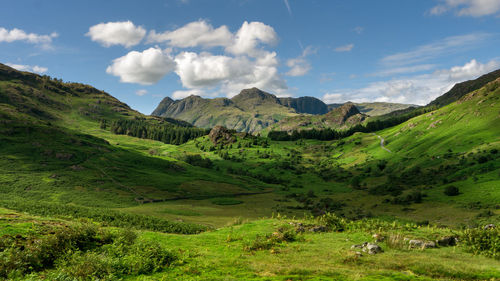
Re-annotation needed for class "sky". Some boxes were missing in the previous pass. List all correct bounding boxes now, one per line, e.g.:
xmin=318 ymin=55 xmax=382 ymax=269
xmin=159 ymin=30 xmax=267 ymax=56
xmin=1 ymin=0 xmax=500 ymax=114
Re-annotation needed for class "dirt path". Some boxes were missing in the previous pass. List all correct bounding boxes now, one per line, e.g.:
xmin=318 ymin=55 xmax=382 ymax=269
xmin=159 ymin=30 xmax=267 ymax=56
xmin=372 ymin=133 xmax=392 ymax=153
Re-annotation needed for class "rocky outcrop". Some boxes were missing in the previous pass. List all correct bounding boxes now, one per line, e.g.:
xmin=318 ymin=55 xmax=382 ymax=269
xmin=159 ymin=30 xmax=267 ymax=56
xmin=208 ymin=126 xmax=235 ymax=146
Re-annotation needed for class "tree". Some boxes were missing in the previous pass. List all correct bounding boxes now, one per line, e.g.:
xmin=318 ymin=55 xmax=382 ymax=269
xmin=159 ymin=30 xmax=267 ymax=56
xmin=444 ymin=185 xmax=460 ymax=196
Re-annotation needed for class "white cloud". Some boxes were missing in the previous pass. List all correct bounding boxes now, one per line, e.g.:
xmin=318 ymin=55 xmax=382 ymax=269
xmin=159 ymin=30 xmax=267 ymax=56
xmin=106 ymin=47 xmax=176 ymax=85
xmin=148 ymin=20 xmax=277 ymax=57
xmin=148 ymin=20 xmax=233 ymax=48
xmin=135 ymin=89 xmax=148 ymax=96
xmin=174 ymin=51 xmax=287 ymax=97
xmin=0 ymin=27 xmax=57 ymax=48
xmin=86 ymin=21 xmax=146 ymax=48
xmin=373 ymin=64 xmax=437 ymax=77
xmin=226 ymin=21 xmax=278 ymax=57
xmin=334 ymin=44 xmax=354 ymax=52
xmin=172 ymin=89 xmax=205 ymax=99
xmin=285 ymin=46 xmax=315 ymax=77
xmin=435 ymin=58 xmax=500 ymax=80
xmin=381 ymin=33 xmax=490 ymax=67
xmin=322 ymin=93 xmax=344 ymax=104
xmin=6 ymin=63 xmax=48 ymax=73
xmin=322 ymin=59 xmax=500 ymax=105
xmin=430 ymin=0 xmax=500 ymax=17
xmin=284 ymin=0 xmax=292 ymax=16
xmin=286 ymin=57 xmax=311 ymax=76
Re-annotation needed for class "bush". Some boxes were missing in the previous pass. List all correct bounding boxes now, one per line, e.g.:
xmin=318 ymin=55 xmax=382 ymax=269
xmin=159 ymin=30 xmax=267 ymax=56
xmin=244 ymin=224 xmax=298 ymax=251
xmin=444 ymin=185 xmax=460 ymax=196
xmin=461 ymin=227 xmax=499 ymax=259
xmin=316 ymin=213 xmax=346 ymax=232
xmin=0 ymin=224 xmax=178 ymax=280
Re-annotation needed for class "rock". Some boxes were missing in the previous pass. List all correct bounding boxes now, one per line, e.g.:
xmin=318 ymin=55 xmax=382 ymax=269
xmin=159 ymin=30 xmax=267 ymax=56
xmin=362 ymin=243 xmax=383 ymax=255
xmin=409 ymin=239 xmax=436 ymax=249
xmin=436 ymin=236 xmax=457 ymax=247
xmin=423 ymin=241 xmax=436 ymax=249
xmin=208 ymin=126 xmax=235 ymax=146
xmin=484 ymin=224 xmax=496 ymax=230
xmin=409 ymin=239 xmax=424 ymax=248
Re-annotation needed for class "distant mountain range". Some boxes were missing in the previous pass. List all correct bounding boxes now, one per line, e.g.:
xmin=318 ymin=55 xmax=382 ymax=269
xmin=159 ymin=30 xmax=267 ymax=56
xmin=152 ymin=88 xmax=415 ymax=133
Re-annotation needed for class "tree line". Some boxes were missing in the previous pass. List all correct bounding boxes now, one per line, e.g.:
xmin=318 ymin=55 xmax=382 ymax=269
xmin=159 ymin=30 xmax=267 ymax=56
xmin=107 ymin=119 xmax=209 ymax=145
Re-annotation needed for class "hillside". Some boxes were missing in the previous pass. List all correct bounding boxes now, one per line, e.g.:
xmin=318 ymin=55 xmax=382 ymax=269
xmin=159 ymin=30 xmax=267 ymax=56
xmin=328 ymin=102 xmax=416 ymax=116
xmin=0 ymin=63 xmax=270 ymax=209
xmin=267 ymin=102 xmax=367 ymax=133
xmin=428 ymin=68 xmax=500 ymax=107
xmin=152 ymin=88 xmax=330 ymax=133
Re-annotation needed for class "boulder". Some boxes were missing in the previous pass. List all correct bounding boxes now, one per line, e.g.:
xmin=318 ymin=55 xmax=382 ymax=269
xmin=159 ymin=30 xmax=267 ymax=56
xmin=351 ymin=242 xmax=383 ymax=254
xmin=409 ymin=239 xmax=436 ymax=249
xmin=436 ymin=236 xmax=457 ymax=247
xmin=484 ymin=224 xmax=496 ymax=230
xmin=363 ymin=243 xmax=383 ymax=255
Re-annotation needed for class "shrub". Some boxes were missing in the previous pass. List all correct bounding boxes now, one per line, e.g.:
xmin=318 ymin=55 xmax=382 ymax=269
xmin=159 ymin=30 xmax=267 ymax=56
xmin=316 ymin=213 xmax=346 ymax=232
xmin=461 ymin=227 xmax=499 ymax=259
xmin=244 ymin=225 xmax=298 ymax=251
xmin=444 ymin=185 xmax=460 ymax=196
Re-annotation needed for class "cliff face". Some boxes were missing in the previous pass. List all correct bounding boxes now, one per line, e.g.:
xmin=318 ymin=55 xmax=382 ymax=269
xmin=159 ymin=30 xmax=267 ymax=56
xmin=278 ymin=96 xmax=328 ymax=115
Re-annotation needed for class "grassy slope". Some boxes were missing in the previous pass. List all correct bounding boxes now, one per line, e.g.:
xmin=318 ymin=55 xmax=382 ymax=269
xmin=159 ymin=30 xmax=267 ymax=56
xmin=2 ymin=208 xmax=499 ymax=280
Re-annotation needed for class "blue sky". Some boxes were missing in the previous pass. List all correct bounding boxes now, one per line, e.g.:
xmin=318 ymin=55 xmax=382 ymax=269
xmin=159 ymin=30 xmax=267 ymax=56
xmin=1 ymin=0 xmax=500 ymax=114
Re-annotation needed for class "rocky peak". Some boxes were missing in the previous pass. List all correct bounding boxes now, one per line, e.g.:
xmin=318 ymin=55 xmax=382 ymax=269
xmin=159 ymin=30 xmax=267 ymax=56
xmin=151 ymin=97 xmax=174 ymax=116
xmin=231 ymin=88 xmax=277 ymax=103
xmin=324 ymin=102 xmax=363 ymax=124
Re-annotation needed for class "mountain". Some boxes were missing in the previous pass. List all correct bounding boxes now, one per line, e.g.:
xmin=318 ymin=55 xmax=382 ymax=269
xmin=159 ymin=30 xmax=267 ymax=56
xmin=428 ymin=69 xmax=500 ymax=107
xmin=328 ymin=102 xmax=416 ymax=116
xmin=267 ymin=102 xmax=367 ymax=132
xmin=152 ymin=88 xmax=329 ymax=133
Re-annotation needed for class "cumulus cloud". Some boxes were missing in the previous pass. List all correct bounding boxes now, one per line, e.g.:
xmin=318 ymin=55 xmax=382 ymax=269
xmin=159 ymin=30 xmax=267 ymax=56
xmin=147 ymin=20 xmax=233 ymax=48
xmin=430 ymin=0 xmax=500 ymax=17
xmin=174 ymin=51 xmax=287 ymax=97
xmin=106 ymin=20 xmax=287 ymax=97
xmin=286 ymin=46 xmax=316 ymax=77
xmin=0 ymin=27 xmax=57 ymax=48
xmin=172 ymin=89 xmax=205 ymax=99
xmin=106 ymin=47 xmax=176 ymax=85
xmin=322 ymin=59 xmax=500 ymax=105
xmin=226 ymin=21 xmax=278 ymax=57
xmin=86 ymin=21 xmax=146 ymax=47
xmin=135 ymin=89 xmax=148 ymax=96
xmin=6 ymin=63 xmax=48 ymax=73
xmin=334 ymin=44 xmax=354 ymax=52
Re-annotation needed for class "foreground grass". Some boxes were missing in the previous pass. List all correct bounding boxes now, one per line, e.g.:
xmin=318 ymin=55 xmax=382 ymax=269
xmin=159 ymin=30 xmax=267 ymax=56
xmin=2 ymin=209 xmax=498 ymax=280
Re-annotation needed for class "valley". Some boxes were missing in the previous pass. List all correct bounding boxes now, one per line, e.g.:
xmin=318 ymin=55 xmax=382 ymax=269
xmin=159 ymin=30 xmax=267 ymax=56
xmin=0 ymin=63 xmax=499 ymax=280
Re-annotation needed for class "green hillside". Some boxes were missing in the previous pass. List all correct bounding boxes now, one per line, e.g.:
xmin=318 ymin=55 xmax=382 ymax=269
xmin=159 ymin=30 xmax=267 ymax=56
xmin=328 ymin=102 xmax=417 ymax=116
